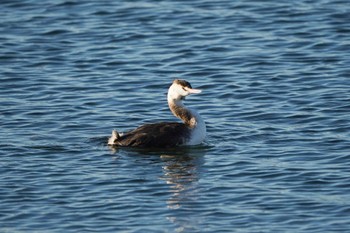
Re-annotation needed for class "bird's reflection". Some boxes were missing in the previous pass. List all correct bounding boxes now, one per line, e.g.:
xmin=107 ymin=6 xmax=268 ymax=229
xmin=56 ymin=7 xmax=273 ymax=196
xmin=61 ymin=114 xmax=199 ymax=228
xmin=160 ymin=154 xmax=198 ymax=207
xmin=107 ymin=144 xmax=208 ymax=232
xmin=159 ymin=150 xmax=206 ymax=232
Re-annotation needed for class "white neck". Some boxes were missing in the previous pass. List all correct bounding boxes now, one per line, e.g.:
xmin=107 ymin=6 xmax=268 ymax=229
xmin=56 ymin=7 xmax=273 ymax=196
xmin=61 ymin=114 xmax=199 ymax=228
xmin=167 ymin=92 xmax=206 ymax=145
xmin=167 ymin=91 xmax=195 ymax=127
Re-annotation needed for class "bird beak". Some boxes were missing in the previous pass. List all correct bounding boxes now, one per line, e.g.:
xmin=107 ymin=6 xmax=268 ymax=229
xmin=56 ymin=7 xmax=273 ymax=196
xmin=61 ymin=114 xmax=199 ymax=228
xmin=186 ymin=87 xmax=202 ymax=94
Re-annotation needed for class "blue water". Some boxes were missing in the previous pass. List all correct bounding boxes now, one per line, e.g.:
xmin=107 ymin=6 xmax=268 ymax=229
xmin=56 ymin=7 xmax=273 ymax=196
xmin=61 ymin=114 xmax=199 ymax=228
xmin=1 ymin=0 xmax=350 ymax=232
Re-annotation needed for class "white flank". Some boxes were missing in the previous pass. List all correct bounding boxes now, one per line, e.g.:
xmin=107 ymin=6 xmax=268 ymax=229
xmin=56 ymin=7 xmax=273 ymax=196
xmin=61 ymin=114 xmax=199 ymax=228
xmin=186 ymin=109 xmax=206 ymax=145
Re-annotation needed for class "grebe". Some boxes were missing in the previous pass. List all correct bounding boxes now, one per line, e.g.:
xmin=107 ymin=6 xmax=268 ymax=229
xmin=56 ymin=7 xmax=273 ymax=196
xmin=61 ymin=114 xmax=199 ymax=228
xmin=108 ymin=79 xmax=206 ymax=147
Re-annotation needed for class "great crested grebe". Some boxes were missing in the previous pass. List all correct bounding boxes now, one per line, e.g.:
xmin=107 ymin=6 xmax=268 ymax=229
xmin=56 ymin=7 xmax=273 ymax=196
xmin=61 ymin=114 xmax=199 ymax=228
xmin=108 ymin=79 xmax=206 ymax=147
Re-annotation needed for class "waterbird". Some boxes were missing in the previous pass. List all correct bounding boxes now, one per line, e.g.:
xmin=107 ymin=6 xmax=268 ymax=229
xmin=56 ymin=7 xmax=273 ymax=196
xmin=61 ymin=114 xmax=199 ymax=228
xmin=108 ymin=79 xmax=206 ymax=147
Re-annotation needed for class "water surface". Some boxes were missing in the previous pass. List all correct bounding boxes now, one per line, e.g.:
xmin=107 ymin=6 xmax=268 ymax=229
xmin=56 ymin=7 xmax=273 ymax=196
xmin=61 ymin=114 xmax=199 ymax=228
xmin=1 ymin=0 xmax=350 ymax=232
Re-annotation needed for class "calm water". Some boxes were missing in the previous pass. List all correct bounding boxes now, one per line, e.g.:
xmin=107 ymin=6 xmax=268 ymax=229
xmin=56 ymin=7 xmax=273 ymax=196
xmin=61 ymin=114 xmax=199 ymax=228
xmin=1 ymin=0 xmax=350 ymax=232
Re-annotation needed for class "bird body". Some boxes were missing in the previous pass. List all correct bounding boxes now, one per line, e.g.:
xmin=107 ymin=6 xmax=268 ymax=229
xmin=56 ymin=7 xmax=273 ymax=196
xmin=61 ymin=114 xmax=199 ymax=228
xmin=108 ymin=79 xmax=206 ymax=148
